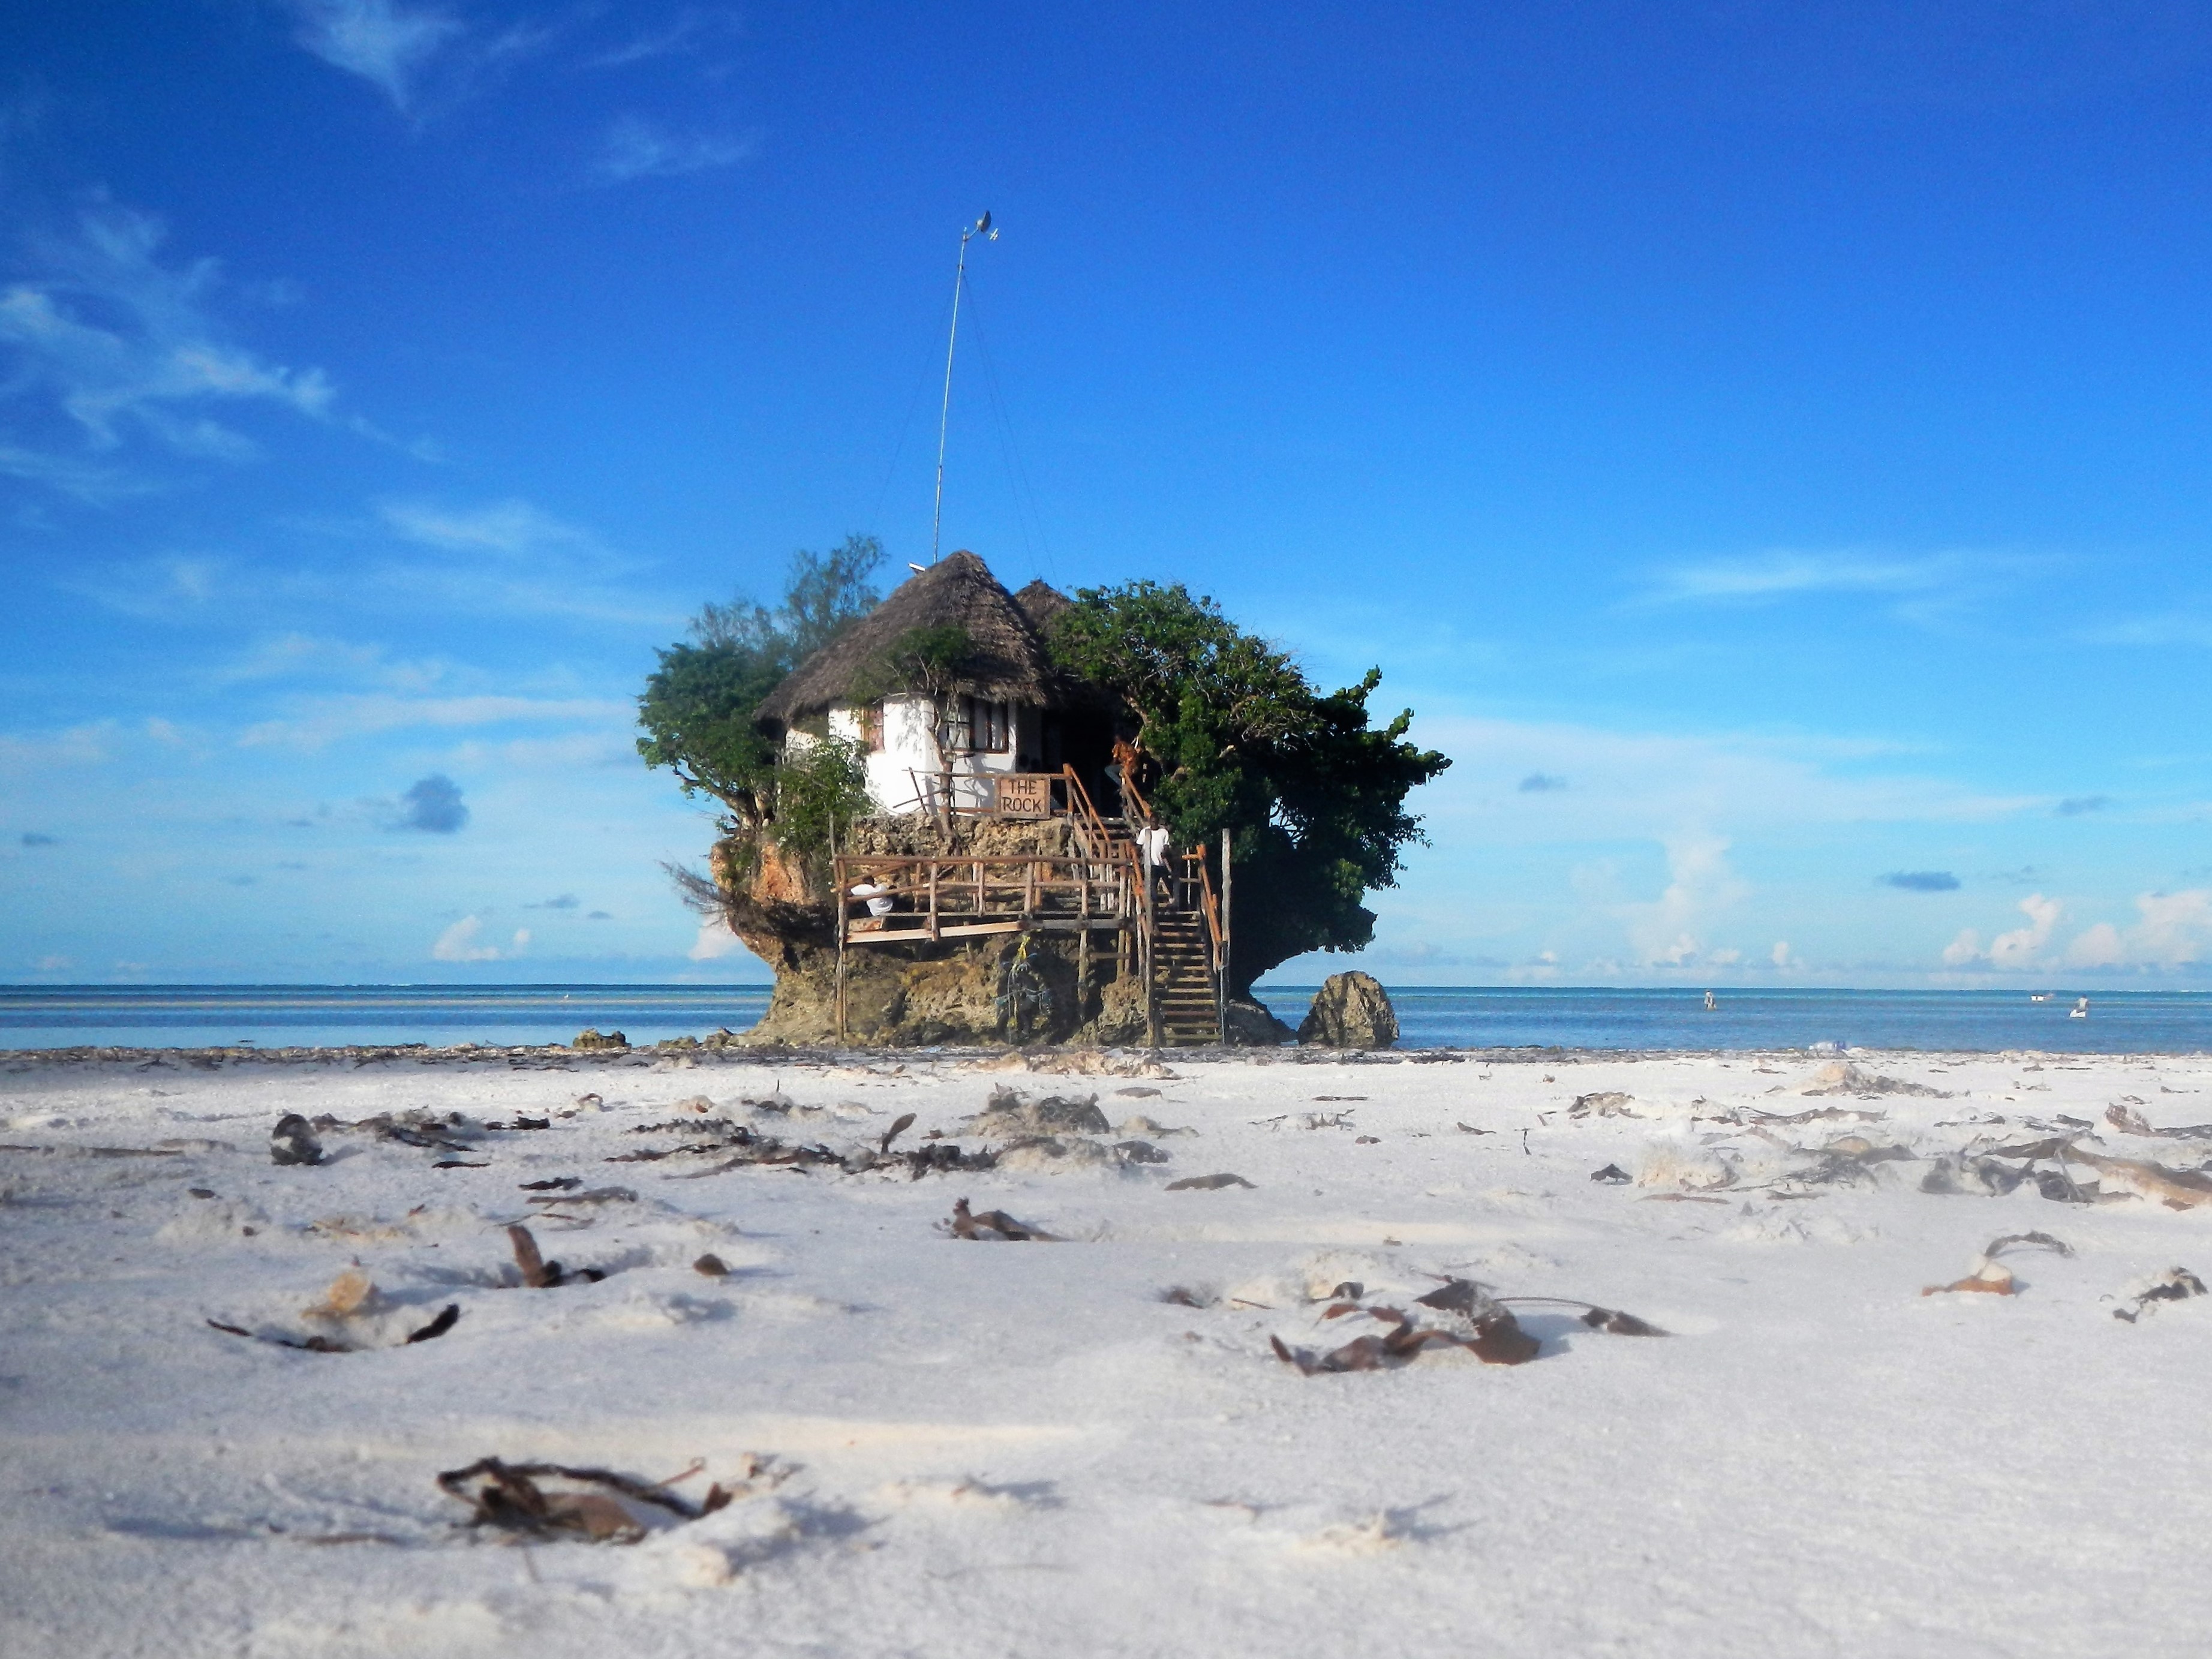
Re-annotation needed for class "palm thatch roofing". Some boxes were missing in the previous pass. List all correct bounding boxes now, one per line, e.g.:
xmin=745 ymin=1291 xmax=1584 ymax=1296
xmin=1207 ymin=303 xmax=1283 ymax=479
xmin=1012 ymin=578 xmax=1072 ymax=635
xmin=757 ymin=551 xmax=1072 ymax=728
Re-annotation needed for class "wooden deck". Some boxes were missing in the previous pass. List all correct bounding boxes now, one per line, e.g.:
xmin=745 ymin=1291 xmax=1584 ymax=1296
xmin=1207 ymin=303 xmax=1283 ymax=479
xmin=829 ymin=767 xmax=1233 ymax=1047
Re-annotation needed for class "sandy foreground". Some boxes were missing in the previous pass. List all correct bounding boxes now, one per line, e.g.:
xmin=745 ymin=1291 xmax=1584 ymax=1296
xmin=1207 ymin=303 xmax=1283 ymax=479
xmin=4 ymin=1043 xmax=2211 ymax=1659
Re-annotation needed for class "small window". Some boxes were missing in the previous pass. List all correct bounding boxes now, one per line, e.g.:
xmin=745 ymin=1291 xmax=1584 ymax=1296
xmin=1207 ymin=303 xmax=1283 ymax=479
xmin=858 ymin=703 xmax=884 ymax=753
xmin=960 ymin=696 xmax=1011 ymax=754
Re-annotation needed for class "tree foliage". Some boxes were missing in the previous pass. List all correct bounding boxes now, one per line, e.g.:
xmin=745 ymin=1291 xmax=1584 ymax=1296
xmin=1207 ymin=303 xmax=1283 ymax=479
xmin=1048 ymin=581 xmax=1449 ymax=993
xmin=636 ymin=536 xmax=882 ymax=835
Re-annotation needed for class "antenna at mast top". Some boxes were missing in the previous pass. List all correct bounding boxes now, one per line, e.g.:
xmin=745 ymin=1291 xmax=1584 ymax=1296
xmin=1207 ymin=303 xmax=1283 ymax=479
xmin=930 ymin=211 xmax=998 ymax=565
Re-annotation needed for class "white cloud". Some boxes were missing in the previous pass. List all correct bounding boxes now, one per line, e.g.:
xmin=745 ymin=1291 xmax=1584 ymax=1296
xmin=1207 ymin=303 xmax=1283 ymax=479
xmin=2064 ymin=922 xmax=2124 ymax=968
xmin=0 ymin=205 xmax=335 ymax=488
xmin=687 ymin=916 xmax=743 ymax=960
xmin=1944 ymin=893 xmax=2060 ymax=969
xmin=1989 ymin=894 xmax=2058 ymax=967
xmin=431 ymin=915 xmax=529 ymax=961
xmin=279 ymin=0 xmax=464 ymax=112
xmin=1771 ymin=940 xmax=1796 ymax=968
xmin=1622 ymin=833 xmax=1747 ymax=968
xmin=592 ymin=117 xmax=754 ymax=184
xmin=2064 ymin=890 xmax=2212 ymax=969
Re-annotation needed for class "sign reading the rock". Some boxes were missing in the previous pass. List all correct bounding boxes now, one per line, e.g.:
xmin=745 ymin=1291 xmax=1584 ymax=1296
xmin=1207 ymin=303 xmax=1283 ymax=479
xmin=995 ymin=774 xmax=1051 ymax=818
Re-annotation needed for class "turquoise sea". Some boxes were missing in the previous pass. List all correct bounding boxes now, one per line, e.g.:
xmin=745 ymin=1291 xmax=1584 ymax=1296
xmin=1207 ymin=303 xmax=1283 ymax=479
xmin=0 ymin=983 xmax=2206 ymax=1053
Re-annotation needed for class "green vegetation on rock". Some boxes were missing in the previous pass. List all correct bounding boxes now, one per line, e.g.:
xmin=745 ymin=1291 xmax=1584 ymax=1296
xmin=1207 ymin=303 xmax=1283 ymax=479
xmin=1046 ymin=580 xmax=1448 ymax=994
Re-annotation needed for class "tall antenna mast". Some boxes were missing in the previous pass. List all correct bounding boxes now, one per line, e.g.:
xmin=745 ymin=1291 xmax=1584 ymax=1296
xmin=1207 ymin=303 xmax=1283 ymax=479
xmin=930 ymin=210 xmax=996 ymax=565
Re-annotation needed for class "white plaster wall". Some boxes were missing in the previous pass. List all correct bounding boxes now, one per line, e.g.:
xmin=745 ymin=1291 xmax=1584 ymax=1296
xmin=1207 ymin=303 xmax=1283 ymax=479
xmin=803 ymin=695 xmax=1029 ymax=815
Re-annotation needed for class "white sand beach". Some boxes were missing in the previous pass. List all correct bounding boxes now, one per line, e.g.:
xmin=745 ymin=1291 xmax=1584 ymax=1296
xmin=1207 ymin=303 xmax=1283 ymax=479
xmin=6 ymin=1043 xmax=2212 ymax=1658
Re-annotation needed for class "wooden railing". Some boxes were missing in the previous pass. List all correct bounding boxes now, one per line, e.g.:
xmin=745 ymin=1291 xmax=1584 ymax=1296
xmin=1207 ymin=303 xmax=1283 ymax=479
xmin=904 ymin=766 xmax=1107 ymax=825
xmin=834 ymin=849 xmax=1141 ymax=945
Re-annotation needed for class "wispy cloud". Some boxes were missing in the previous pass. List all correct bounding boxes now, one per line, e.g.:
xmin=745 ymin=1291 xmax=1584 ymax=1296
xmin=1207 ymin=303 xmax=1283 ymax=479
xmin=1517 ymin=772 xmax=1567 ymax=792
xmin=212 ymin=632 xmax=450 ymax=693
xmin=2054 ymin=794 xmax=2110 ymax=816
xmin=2080 ymin=614 xmax=2212 ymax=648
xmin=380 ymin=497 xmax=588 ymax=554
xmin=0 ymin=205 xmax=335 ymax=494
xmin=239 ymin=692 xmax=626 ymax=750
xmin=591 ymin=116 xmax=753 ymax=184
xmin=587 ymin=8 xmax=730 ymax=70
xmin=277 ymin=0 xmax=465 ymax=112
xmin=1645 ymin=549 xmax=2028 ymax=624
xmin=1881 ymin=870 xmax=1959 ymax=892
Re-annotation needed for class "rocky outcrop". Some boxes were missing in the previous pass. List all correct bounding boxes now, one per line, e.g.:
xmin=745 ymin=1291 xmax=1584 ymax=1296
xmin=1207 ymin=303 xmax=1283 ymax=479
xmin=712 ymin=814 xmax=1152 ymax=1048
xmin=1224 ymin=996 xmax=1296 ymax=1047
xmin=1297 ymin=972 xmax=1398 ymax=1048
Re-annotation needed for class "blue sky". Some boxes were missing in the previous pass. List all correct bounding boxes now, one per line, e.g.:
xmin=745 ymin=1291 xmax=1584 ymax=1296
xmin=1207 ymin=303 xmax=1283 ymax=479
xmin=5 ymin=1 xmax=2212 ymax=988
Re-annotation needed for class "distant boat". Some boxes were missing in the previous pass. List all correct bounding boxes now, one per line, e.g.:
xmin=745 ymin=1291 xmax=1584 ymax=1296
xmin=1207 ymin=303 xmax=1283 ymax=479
xmin=1703 ymin=990 xmax=1717 ymax=1011
xmin=2070 ymin=997 xmax=2089 ymax=1019
xmin=2030 ymin=993 xmax=2051 ymax=1002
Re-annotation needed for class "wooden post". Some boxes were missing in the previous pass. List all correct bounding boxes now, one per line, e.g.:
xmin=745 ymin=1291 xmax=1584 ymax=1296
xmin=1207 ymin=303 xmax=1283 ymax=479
xmin=928 ymin=862 xmax=940 ymax=942
xmin=1219 ymin=827 xmax=1231 ymax=1041
xmin=834 ymin=853 xmax=848 ymax=1045
xmin=1141 ymin=852 xmax=1159 ymax=1050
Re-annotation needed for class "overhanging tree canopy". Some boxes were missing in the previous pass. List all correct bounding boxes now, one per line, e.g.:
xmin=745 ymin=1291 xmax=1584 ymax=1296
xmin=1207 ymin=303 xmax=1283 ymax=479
xmin=1047 ymin=580 xmax=1448 ymax=994
xmin=636 ymin=537 xmax=882 ymax=841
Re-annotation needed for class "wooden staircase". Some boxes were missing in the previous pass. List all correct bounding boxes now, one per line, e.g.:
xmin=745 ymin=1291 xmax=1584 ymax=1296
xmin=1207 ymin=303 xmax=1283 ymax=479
xmin=1151 ymin=909 xmax=1221 ymax=1045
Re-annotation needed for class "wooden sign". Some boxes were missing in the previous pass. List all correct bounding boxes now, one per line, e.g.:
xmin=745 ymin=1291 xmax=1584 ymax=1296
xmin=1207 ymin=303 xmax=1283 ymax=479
xmin=994 ymin=774 xmax=1051 ymax=818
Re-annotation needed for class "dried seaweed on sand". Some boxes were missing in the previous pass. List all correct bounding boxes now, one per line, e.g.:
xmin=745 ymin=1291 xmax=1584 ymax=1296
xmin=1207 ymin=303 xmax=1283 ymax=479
xmin=947 ymin=1197 xmax=1059 ymax=1241
xmin=437 ymin=1457 xmax=737 ymax=1543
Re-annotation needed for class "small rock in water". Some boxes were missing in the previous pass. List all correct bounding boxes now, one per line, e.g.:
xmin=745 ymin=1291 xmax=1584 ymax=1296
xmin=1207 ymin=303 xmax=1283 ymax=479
xmin=1297 ymin=972 xmax=1399 ymax=1049
xmin=572 ymin=1028 xmax=629 ymax=1050
xmin=270 ymin=1113 xmax=324 ymax=1166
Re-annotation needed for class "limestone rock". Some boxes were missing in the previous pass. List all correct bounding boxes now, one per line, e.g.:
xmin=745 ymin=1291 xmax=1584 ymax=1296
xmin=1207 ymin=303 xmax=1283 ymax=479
xmin=572 ymin=1028 xmax=629 ymax=1050
xmin=1297 ymin=972 xmax=1398 ymax=1049
xmin=1224 ymin=997 xmax=1296 ymax=1047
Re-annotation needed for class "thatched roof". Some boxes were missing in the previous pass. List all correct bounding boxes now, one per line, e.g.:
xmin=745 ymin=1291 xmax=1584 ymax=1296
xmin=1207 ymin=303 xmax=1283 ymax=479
xmin=1012 ymin=578 xmax=1072 ymax=635
xmin=756 ymin=551 xmax=1069 ymax=727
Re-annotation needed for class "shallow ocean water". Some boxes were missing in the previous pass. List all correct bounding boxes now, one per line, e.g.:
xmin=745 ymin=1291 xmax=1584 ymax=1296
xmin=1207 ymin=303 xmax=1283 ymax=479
xmin=1 ymin=982 xmax=2205 ymax=1053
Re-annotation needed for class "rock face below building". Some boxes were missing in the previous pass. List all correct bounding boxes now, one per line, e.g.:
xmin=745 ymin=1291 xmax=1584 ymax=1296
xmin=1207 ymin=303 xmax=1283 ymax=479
xmin=1297 ymin=971 xmax=1399 ymax=1048
xmin=712 ymin=815 xmax=1153 ymax=1048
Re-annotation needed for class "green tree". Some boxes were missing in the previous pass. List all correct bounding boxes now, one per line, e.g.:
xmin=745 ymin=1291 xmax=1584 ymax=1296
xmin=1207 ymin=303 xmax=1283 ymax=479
xmin=1048 ymin=581 xmax=1448 ymax=993
xmin=637 ymin=536 xmax=883 ymax=834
